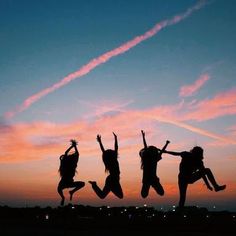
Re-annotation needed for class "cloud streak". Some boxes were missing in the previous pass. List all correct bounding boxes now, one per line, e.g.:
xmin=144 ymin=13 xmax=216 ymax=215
xmin=2 ymin=102 xmax=236 ymax=164
xmin=5 ymin=0 xmax=206 ymax=119
xmin=136 ymin=111 xmax=236 ymax=145
xmin=179 ymin=73 xmax=210 ymax=97
xmin=184 ymin=87 xmax=236 ymax=121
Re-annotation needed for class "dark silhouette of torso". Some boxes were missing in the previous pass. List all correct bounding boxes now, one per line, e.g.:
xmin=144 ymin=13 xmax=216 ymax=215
xmin=179 ymin=151 xmax=203 ymax=178
xmin=141 ymin=146 xmax=161 ymax=183
xmin=60 ymin=153 xmax=78 ymax=182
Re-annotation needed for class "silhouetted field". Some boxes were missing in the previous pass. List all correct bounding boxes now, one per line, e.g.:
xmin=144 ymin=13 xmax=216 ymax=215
xmin=0 ymin=205 xmax=235 ymax=236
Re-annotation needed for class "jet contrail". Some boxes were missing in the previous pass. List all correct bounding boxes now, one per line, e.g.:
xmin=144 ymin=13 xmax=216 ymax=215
xmin=5 ymin=0 xmax=206 ymax=119
xmin=145 ymin=114 xmax=236 ymax=145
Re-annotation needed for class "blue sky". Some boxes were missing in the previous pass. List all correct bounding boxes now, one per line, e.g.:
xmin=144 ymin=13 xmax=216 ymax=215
xmin=1 ymin=0 xmax=235 ymax=123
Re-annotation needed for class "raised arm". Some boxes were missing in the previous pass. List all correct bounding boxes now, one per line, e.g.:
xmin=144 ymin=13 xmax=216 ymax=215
xmin=64 ymin=142 xmax=74 ymax=156
xmin=97 ymin=134 xmax=105 ymax=153
xmin=113 ymin=132 xmax=118 ymax=152
xmin=141 ymin=130 xmax=147 ymax=149
xmin=159 ymin=140 xmax=170 ymax=155
xmin=70 ymin=139 xmax=79 ymax=155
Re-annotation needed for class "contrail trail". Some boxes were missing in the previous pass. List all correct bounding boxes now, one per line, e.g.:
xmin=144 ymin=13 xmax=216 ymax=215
xmin=5 ymin=0 xmax=207 ymax=119
xmin=152 ymin=116 xmax=236 ymax=145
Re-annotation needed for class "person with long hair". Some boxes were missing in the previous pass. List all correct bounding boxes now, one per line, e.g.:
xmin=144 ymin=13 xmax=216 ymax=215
xmin=163 ymin=146 xmax=226 ymax=207
xmin=89 ymin=133 xmax=123 ymax=199
xmin=57 ymin=139 xmax=85 ymax=206
xmin=140 ymin=130 xmax=170 ymax=198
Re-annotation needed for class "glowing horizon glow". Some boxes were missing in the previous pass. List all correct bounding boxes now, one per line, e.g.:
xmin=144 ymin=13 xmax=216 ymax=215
xmin=4 ymin=0 xmax=206 ymax=119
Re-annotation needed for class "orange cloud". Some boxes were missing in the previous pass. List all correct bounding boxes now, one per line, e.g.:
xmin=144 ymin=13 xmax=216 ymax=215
xmin=2 ymin=83 xmax=236 ymax=165
xmin=1 ymin=101 xmax=236 ymax=165
xmin=179 ymin=74 xmax=210 ymax=97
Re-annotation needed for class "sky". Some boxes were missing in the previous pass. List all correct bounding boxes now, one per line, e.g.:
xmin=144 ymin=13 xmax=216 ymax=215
xmin=0 ymin=0 xmax=236 ymax=210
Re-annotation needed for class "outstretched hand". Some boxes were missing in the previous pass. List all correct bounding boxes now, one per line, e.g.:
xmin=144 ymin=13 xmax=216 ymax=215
xmin=166 ymin=140 xmax=170 ymax=144
xmin=113 ymin=132 xmax=117 ymax=138
xmin=141 ymin=130 xmax=145 ymax=136
xmin=70 ymin=139 xmax=78 ymax=146
xmin=97 ymin=134 xmax=102 ymax=142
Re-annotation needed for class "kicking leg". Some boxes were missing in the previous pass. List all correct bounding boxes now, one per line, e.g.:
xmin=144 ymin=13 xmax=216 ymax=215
xmin=69 ymin=181 xmax=85 ymax=201
xmin=89 ymin=178 xmax=110 ymax=199
xmin=111 ymin=181 xmax=123 ymax=199
xmin=204 ymin=168 xmax=226 ymax=192
xmin=189 ymin=169 xmax=226 ymax=192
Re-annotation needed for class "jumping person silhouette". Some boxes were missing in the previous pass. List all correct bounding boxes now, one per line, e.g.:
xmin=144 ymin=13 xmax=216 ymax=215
xmin=57 ymin=139 xmax=85 ymax=206
xmin=139 ymin=130 xmax=170 ymax=198
xmin=89 ymin=133 xmax=123 ymax=199
xmin=163 ymin=146 xmax=226 ymax=208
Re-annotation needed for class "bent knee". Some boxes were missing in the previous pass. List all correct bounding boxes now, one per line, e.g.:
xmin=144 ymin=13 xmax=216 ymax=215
xmin=204 ymin=168 xmax=210 ymax=174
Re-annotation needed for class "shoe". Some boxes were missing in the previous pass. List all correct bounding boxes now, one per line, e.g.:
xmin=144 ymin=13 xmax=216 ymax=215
xmin=215 ymin=185 xmax=226 ymax=192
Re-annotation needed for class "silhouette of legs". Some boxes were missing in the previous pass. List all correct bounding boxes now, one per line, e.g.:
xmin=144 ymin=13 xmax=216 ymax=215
xmin=89 ymin=176 xmax=123 ymax=199
xmin=89 ymin=181 xmax=110 ymax=199
xmin=152 ymin=177 xmax=164 ymax=196
xmin=178 ymin=168 xmax=226 ymax=207
xmin=188 ymin=168 xmax=226 ymax=191
xmin=141 ymin=183 xmax=150 ymax=198
xmin=141 ymin=177 xmax=164 ymax=198
xmin=57 ymin=179 xmax=85 ymax=206
xmin=110 ymin=180 xmax=123 ymax=199
xmin=69 ymin=181 xmax=85 ymax=201
xmin=57 ymin=180 xmax=68 ymax=206
xmin=178 ymin=176 xmax=188 ymax=208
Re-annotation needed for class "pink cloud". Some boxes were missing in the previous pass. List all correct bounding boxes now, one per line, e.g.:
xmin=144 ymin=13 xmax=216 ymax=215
xmin=1 ymin=98 xmax=236 ymax=164
xmin=4 ymin=0 xmax=206 ymax=119
xmin=184 ymin=87 xmax=236 ymax=121
xmin=227 ymin=125 xmax=236 ymax=136
xmin=179 ymin=74 xmax=210 ymax=97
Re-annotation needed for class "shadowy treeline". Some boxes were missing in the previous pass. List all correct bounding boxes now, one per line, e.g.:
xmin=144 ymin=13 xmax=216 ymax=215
xmin=0 ymin=205 xmax=235 ymax=234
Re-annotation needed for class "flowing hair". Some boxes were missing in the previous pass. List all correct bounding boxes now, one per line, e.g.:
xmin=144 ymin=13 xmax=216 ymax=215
xmin=58 ymin=153 xmax=78 ymax=178
xmin=139 ymin=146 xmax=160 ymax=169
xmin=102 ymin=149 xmax=119 ymax=173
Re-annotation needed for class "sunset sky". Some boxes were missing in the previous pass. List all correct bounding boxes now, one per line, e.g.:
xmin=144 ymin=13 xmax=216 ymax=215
xmin=0 ymin=0 xmax=236 ymax=210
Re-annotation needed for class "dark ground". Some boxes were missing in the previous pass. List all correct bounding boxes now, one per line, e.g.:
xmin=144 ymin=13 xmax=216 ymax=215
xmin=0 ymin=205 xmax=235 ymax=236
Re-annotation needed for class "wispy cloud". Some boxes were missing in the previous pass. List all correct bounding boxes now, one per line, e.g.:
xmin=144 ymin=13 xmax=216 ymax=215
xmin=4 ymin=0 xmax=207 ymax=119
xmin=79 ymin=99 xmax=134 ymax=119
xmin=179 ymin=73 xmax=210 ymax=97
xmin=135 ymin=109 xmax=236 ymax=145
xmin=184 ymin=87 xmax=236 ymax=121
xmin=2 ymin=100 xmax=236 ymax=163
